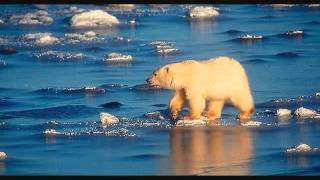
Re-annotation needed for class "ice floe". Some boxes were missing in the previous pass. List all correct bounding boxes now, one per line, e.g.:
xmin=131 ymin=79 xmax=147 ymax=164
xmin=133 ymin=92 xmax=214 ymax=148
xmin=64 ymin=31 xmax=97 ymax=43
xmin=276 ymin=108 xmax=292 ymax=117
xmin=144 ymin=111 xmax=165 ymax=120
xmin=294 ymin=107 xmax=320 ymax=118
xmin=0 ymin=152 xmax=7 ymax=160
xmin=69 ymin=6 xmax=85 ymax=14
xmin=188 ymin=6 xmax=219 ymax=18
xmin=103 ymin=53 xmax=133 ymax=62
xmin=70 ymin=10 xmax=119 ymax=28
xmin=150 ymin=41 xmax=178 ymax=55
xmin=241 ymin=120 xmax=263 ymax=127
xmin=286 ymin=144 xmax=320 ymax=154
xmin=284 ymin=30 xmax=304 ymax=36
xmin=0 ymin=19 xmax=4 ymax=24
xmin=44 ymin=129 xmax=61 ymax=135
xmin=24 ymin=32 xmax=59 ymax=45
xmin=100 ymin=112 xmax=120 ymax=125
xmin=240 ymin=34 xmax=263 ymax=40
xmin=34 ymin=50 xmax=84 ymax=61
xmin=10 ymin=10 xmax=53 ymax=25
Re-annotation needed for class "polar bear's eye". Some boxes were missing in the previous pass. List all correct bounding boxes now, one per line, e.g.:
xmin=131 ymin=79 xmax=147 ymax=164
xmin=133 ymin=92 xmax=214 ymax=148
xmin=154 ymin=73 xmax=157 ymax=76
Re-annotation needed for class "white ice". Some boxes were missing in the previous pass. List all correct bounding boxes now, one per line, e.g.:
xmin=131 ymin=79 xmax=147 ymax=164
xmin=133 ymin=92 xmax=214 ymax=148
xmin=70 ymin=10 xmax=119 ymax=28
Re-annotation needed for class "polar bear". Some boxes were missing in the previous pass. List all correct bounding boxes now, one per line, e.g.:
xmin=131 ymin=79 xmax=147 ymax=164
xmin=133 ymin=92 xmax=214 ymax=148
xmin=146 ymin=56 xmax=255 ymax=121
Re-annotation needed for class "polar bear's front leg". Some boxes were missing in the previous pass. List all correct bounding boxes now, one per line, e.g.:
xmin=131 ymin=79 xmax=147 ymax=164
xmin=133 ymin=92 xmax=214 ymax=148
xmin=169 ymin=89 xmax=186 ymax=120
xmin=183 ymin=94 xmax=205 ymax=120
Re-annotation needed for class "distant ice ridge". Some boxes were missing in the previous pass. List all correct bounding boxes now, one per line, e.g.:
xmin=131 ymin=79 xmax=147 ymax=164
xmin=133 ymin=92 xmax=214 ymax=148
xmin=286 ymin=144 xmax=320 ymax=154
xmin=70 ymin=10 xmax=119 ymax=28
xmin=271 ymin=4 xmax=295 ymax=8
xmin=34 ymin=50 xmax=84 ymax=61
xmin=150 ymin=41 xmax=178 ymax=55
xmin=24 ymin=33 xmax=59 ymax=45
xmin=103 ymin=53 xmax=133 ymax=62
xmin=10 ymin=10 xmax=53 ymax=25
xmin=188 ymin=6 xmax=219 ymax=18
xmin=0 ymin=151 xmax=7 ymax=160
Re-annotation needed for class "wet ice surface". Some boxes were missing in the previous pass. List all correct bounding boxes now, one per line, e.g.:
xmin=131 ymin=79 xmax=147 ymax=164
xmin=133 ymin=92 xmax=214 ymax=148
xmin=1 ymin=4 xmax=320 ymax=175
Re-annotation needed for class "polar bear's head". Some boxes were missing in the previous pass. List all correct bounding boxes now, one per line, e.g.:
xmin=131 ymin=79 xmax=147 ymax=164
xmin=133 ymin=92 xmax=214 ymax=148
xmin=146 ymin=65 xmax=173 ymax=89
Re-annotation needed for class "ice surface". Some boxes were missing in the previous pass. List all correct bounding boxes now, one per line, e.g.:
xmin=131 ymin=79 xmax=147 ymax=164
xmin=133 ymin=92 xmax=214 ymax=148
xmin=241 ymin=120 xmax=263 ymax=127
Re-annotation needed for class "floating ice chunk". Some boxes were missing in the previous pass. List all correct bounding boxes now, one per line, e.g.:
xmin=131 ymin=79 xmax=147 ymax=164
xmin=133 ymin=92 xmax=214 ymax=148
xmin=127 ymin=19 xmax=136 ymax=25
xmin=100 ymin=112 xmax=119 ymax=125
xmin=150 ymin=40 xmax=178 ymax=55
xmin=24 ymin=32 xmax=51 ymax=41
xmin=10 ymin=10 xmax=53 ymax=25
xmin=189 ymin=6 xmax=219 ymax=18
xmin=240 ymin=34 xmax=263 ymax=40
xmin=276 ymin=109 xmax=292 ymax=117
xmin=64 ymin=31 xmax=97 ymax=43
xmin=315 ymin=92 xmax=320 ymax=96
xmin=70 ymin=10 xmax=119 ymax=28
xmin=0 ymin=19 xmax=4 ymax=24
xmin=294 ymin=107 xmax=319 ymax=118
xmin=103 ymin=53 xmax=133 ymax=62
xmin=69 ymin=6 xmax=85 ymax=14
xmin=241 ymin=120 xmax=262 ymax=127
xmin=176 ymin=119 xmax=207 ymax=126
xmin=44 ymin=129 xmax=61 ymax=135
xmin=0 ymin=152 xmax=7 ymax=160
xmin=34 ymin=50 xmax=84 ymax=61
xmin=144 ymin=111 xmax=165 ymax=120
xmin=35 ymin=34 xmax=59 ymax=45
xmin=286 ymin=144 xmax=319 ymax=154
xmin=284 ymin=30 xmax=303 ymax=36
xmin=157 ymin=48 xmax=178 ymax=55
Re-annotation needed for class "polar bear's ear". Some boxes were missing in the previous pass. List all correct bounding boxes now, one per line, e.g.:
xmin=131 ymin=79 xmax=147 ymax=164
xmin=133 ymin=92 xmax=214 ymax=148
xmin=164 ymin=67 xmax=169 ymax=73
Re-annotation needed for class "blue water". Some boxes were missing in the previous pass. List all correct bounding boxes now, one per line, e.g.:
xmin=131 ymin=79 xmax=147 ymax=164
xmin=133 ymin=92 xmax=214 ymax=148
xmin=1 ymin=4 xmax=320 ymax=175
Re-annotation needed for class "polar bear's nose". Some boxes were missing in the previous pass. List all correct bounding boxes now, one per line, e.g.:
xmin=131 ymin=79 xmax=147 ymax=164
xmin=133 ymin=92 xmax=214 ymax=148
xmin=146 ymin=78 xmax=150 ymax=83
